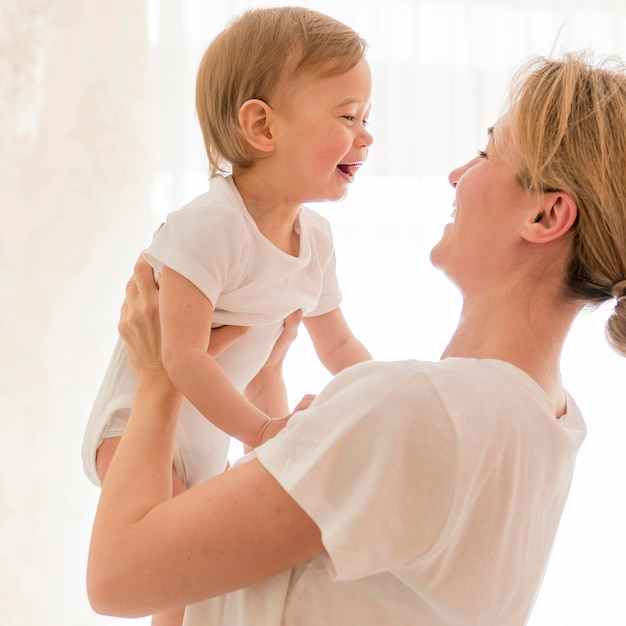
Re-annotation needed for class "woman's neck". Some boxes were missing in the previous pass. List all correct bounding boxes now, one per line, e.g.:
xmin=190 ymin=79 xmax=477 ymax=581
xmin=442 ymin=291 xmax=581 ymax=417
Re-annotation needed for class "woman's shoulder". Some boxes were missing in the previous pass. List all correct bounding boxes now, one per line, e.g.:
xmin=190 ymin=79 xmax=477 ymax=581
xmin=305 ymin=360 xmax=449 ymax=429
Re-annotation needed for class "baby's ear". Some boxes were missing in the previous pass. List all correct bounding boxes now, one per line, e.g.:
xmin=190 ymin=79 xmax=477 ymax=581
xmin=238 ymin=99 xmax=275 ymax=154
xmin=522 ymin=192 xmax=578 ymax=244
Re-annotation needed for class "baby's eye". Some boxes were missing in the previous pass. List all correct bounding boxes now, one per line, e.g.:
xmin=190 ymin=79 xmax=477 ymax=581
xmin=342 ymin=115 xmax=356 ymax=122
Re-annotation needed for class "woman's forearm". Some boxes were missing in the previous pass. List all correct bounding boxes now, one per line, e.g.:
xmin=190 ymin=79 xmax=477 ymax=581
xmin=102 ymin=374 xmax=182 ymax=502
xmin=87 ymin=373 xmax=183 ymax=614
xmin=244 ymin=309 xmax=301 ymax=418
xmin=88 ymin=429 xmax=323 ymax=617
xmin=244 ymin=364 xmax=290 ymax=418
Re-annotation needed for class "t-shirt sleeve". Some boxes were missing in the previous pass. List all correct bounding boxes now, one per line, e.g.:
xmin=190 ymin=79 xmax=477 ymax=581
xmin=144 ymin=199 xmax=244 ymax=307
xmin=255 ymin=361 xmax=458 ymax=581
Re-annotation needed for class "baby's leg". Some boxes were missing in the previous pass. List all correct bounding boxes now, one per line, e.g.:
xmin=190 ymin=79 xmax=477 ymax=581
xmin=151 ymin=607 xmax=185 ymax=626
xmin=95 ymin=437 xmax=186 ymax=494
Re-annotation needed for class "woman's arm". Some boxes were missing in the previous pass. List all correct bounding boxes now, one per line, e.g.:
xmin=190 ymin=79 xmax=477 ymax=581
xmin=89 ymin=453 xmax=323 ymax=617
xmin=158 ymin=265 xmax=276 ymax=447
xmin=92 ymin=311 xmax=259 ymax=626
xmin=87 ymin=259 xmax=323 ymax=617
xmin=244 ymin=309 xmax=302 ymax=418
xmin=303 ymin=307 xmax=372 ymax=375
xmin=96 ymin=437 xmax=188 ymax=626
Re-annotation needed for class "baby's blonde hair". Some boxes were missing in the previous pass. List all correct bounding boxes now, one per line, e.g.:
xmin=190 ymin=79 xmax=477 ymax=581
xmin=195 ymin=7 xmax=367 ymax=177
xmin=503 ymin=53 xmax=626 ymax=356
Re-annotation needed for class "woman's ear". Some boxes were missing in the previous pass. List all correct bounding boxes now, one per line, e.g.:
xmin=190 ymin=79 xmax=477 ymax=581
xmin=238 ymin=99 xmax=275 ymax=154
xmin=522 ymin=192 xmax=578 ymax=243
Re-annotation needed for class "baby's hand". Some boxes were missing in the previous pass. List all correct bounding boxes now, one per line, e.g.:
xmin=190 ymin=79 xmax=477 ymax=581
xmin=258 ymin=415 xmax=291 ymax=444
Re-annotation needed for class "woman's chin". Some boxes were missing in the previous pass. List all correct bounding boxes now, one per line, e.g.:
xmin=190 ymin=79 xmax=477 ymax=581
xmin=429 ymin=227 xmax=452 ymax=269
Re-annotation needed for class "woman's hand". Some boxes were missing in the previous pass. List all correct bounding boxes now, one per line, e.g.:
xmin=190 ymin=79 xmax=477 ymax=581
xmin=246 ymin=312 xmax=318 ymax=445
xmin=119 ymin=256 xmax=166 ymax=381
xmin=120 ymin=254 xmax=250 ymax=378
xmin=245 ymin=310 xmax=302 ymax=428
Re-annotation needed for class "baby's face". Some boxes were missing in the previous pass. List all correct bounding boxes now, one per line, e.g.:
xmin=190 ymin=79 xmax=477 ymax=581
xmin=266 ymin=58 xmax=373 ymax=204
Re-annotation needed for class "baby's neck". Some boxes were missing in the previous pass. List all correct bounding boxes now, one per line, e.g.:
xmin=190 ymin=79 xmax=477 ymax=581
xmin=232 ymin=173 xmax=301 ymax=256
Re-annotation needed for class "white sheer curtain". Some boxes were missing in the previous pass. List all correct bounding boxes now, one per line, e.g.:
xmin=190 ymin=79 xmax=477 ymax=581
xmin=2 ymin=1 xmax=625 ymax=625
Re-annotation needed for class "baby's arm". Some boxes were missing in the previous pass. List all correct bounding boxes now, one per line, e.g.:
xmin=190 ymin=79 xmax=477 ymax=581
xmin=304 ymin=306 xmax=372 ymax=375
xmin=159 ymin=266 xmax=272 ymax=448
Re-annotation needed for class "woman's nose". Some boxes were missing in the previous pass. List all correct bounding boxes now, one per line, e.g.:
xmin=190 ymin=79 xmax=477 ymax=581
xmin=448 ymin=156 xmax=479 ymax=187
xmin=448 ymin=167 xmax=461 ymax=188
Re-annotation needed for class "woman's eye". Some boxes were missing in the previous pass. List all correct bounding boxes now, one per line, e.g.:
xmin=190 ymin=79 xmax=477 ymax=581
xmin=476 ymin=149 xmax=489 ymax=160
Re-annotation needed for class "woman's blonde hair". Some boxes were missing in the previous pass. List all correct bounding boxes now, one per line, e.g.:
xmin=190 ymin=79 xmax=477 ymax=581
xmin=503 ymin=53 xmax=626 ymax=356
xmin=195 ymin=7 xmax=367 ymax=177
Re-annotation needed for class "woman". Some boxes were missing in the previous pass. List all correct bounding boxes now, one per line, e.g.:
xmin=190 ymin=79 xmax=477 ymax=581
xmin=87 ymin=53 xmax=626 ymax=625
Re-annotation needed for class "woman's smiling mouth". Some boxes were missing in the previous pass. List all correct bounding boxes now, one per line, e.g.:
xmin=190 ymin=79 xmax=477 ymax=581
xmin=337 ymin=162 xmax=364 ymax=180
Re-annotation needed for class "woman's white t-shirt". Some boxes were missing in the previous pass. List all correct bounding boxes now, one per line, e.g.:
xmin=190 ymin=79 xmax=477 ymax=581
xmin=184 ymin=358 xmax=586 ymax=626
